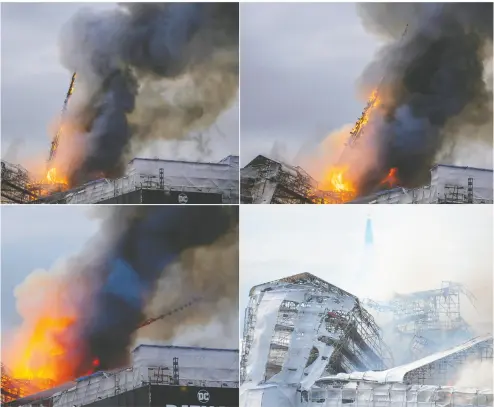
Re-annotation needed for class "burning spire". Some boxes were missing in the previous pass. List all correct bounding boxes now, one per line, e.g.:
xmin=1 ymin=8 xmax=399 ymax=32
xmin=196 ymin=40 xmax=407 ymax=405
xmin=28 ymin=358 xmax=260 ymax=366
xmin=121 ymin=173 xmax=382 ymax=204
xmin=3 ymin=206 xmax=238 ymax=397
xmin=345 ymin=25 xmax=408 ymax=149
xmin=355 ymin=3 xmax=493 ymax=191
xmin=58 ymin=3 xmax=239 ymax=185
xmin=47 ymin=72 xmax=76 ymax=165
xmin=346 ymin=89 xmax=380 ymax=148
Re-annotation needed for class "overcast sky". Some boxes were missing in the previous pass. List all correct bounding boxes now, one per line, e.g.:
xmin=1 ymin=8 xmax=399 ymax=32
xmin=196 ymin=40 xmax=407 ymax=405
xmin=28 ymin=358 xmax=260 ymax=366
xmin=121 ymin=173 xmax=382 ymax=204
xmin=240 ymin=205 xmax=493 ymax=331
xmin=240 ymin=2 xmax=381 ymax=167
xmin=0 ymin=3 xmax=239 ymax=170
xmin=1 ymin=206 xmax=99 ymax=330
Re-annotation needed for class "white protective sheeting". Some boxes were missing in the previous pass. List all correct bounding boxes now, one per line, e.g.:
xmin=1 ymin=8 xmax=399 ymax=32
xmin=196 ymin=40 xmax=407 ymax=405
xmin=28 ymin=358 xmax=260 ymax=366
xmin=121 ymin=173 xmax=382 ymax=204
xmin=308 ymin=383 xmax=493 ymax=407
xmin=65 ymin=155 xmax=239 ymax=204
xmin=12 ymin=346 xmax=238 ymax=407
xmin=240 ymin=384 xmax=298 ymax=407
xmin=317 ymin=335 xmax=493 ymax=384
xmin=132 ymin=345 xmax=238 ymax=383
xmin=244 ymin=287 xmax=355 ymax=388
xmin=349 ymin=165 xmax=493 ymax=204
xmin=242 ymin=277 xmax=361 ymax=407
xmin=431 ymin=165 xmax=493 ymax=201
xmin=246 ymin=292 xmax=287 ymax=383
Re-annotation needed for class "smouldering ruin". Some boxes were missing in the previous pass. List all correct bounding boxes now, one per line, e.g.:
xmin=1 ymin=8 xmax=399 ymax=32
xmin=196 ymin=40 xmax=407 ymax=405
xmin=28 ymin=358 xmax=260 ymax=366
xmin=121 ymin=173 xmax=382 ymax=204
xmin=240 ymin=273 xmax=493 ymax=407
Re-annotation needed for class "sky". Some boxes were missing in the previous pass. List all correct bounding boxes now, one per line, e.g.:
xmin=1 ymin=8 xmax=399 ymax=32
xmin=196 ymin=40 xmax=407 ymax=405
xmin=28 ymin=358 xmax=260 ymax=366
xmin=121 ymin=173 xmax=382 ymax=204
xmin=0 ymin=3 xmax=239 ymax=171
xmin=240 ymin=2 xmax=381 ymax=167
xmin=1 ymin=206 xmax=100 ymax=330
xmin=240 ymin=205 xmax=493 ymax=332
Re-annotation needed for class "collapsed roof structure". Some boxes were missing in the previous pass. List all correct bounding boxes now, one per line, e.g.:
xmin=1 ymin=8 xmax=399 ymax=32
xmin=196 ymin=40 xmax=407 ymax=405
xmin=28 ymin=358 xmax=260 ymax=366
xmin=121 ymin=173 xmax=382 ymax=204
xmin=241 ymin=273 xmax=393 ymax=404
xmin=1 ymin=155 xmax=239 ymax=204
xmin=4 ymin=345 xmax=239 ymax=407
xmin=362 ymin=282 xmax=478 ymax=362
xmin=317 ymin=334 xmax=493 ymax=386
xmin=240 ymin=156 xmax=350 ymax=204
xmin=240 ymin=274 xmax=493 ymax=407
xmin=240 ymin=156 xmax=493 ymax=204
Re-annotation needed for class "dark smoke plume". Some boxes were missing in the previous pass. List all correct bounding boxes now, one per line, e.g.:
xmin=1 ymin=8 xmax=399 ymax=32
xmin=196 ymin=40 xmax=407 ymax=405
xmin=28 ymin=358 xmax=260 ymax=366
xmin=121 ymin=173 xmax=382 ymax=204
xmin=7 ymin=206 xmax=238 ymax=381
xmin=356 ymin=3 xmax=493 ymax=193
xmin=59 ymin=3 xmax=239 ymax=185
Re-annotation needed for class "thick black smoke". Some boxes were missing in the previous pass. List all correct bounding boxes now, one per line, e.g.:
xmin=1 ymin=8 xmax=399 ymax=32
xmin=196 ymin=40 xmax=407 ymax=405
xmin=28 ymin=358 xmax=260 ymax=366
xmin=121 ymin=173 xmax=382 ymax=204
xmin=80 ymin=206 xmax=238 ymax=373
xmin=6 ymin=206 xmax=237 ymax=380
xmin=59 ymin=3 xmax=239 ymax=185
xmin=356 ymin=3 xmax=493 ymax=193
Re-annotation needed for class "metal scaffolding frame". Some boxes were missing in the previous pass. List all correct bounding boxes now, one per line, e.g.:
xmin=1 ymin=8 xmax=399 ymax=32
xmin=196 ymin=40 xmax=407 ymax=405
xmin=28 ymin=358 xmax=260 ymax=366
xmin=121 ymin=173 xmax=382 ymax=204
xmin=240 ymin=155 xmax=348 ymax=204
xmin=402 ymin=337 xmax=493 ymax=385
xmin=363 ymin=282 xmax=477 ymax=360
xmin=1 ymin=161 xmax=40 ymax=204
xmin=309 ymin=383 xmax=493 ymax=407
xmin=1 ymin=363 xmax=53 ymax=404
xmin=241 ymin=273 xmax=392 ymax=385
xmin=327 ymin=305 xmax=394 ymax=375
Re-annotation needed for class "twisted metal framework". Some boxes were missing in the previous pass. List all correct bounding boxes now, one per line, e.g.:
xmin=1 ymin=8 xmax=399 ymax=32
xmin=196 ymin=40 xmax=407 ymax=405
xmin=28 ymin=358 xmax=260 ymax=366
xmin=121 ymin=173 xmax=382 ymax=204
xmin=240 ymin=155 xmax=347 ymax=204
xmin=1 ymin=160 xmax=40 ymax=203
xmin=363 ymin=282 xmax=477 ymax=360
xmin=48 ymin=73 xmax=76 ymax=165
xmin=1 ymin=364 xmax=52 ymax=404
xmin=402 ymin=336 xmax=493 ymax=385
xmin=241 ymin=273 xmax=392 ymax=384
xmin=326 ymin=304 xmax=394 ymax=375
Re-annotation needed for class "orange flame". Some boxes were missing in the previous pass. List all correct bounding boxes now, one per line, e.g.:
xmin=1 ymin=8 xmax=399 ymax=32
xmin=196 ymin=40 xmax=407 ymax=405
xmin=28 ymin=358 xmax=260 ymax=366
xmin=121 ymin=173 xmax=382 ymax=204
xmin=327 ymin=168 xmax=355 ymax=193
xmin=349 ymin=89 xmax=381 ymax=139
xmin=4 ymin=270 xmax=96 ymax=394
xmin=315 ymin=88 xmax=383 ymax=203
xmin=320 ymin=167 xmax=357 ymax=203
xmin=380 ymin=167 xmax=398 ymax=187
xmin=9 ymin=317 xmax=78 ymax=386
xmin=46 ymin=168 xmax=68 ymax=185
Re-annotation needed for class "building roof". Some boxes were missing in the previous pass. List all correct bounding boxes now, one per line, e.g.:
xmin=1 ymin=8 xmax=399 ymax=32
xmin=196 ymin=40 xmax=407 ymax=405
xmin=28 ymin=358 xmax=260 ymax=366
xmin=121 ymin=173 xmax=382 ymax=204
xmin=249 ymin=272 xmax=357 ymax=300
xmin=132 ymin=344 xmax=239 ymax=353
xmin=316 ymin=334 xmax=493 ymax=384
xmin=431 ymin=164 xmax=494 ymax=173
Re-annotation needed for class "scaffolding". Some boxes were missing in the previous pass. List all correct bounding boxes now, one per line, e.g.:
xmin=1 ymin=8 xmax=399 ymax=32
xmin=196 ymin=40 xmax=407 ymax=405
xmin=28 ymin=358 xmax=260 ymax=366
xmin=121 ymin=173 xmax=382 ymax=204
xmin=318 ymin=335 xmax=493 ymax=387
xmin=31 ymin=156 xmax=239 ymax=204
xmin=1 ymin=160 xmax=40 ymax=203
xmin=308 ymin=384 xmax=493 ymax=407
xmin=1 ymin=363 xmax=52 ymax=404
xmin=402 ymin=336 xmax=493 ymax=385
xmin=438 ymin=178 xmax=478 ymax=204
xmin=326 ymin=304 xmax=394 ymax=375
xmin=241 ymin=273 xmax=392 ymax=386
xmin=5 ymin=346 xmax=239 ymax=407
xmin=363 ymin=282 xmax=477 ymax=360
xmin=240 ymin=155 xmax=347 ymax=204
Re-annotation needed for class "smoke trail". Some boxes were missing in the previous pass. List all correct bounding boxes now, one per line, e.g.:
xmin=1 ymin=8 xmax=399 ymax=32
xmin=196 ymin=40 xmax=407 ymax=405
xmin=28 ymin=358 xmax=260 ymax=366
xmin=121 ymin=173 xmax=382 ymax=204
xmin=355 ymin=3 xmax=492 ymax=194
xmin=58 ymin=3 xmax=239 ymax=185
xmin=4 ymin=206 xmax=238 ymax=385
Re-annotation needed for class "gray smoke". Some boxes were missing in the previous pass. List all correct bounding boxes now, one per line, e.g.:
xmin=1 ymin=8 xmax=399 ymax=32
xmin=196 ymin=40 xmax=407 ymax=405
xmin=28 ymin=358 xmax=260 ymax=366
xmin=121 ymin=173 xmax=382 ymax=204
xmin=135 ymin=225 xmax=239 ymax=349
xmin=59 ymin=3 xmax=238 ymax=185
xmin=4 ymin=206 xmax=238 ymax=384
xmin=355 ymin=3 xmax=493 ymax=194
